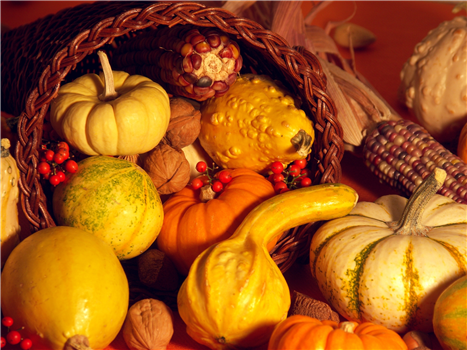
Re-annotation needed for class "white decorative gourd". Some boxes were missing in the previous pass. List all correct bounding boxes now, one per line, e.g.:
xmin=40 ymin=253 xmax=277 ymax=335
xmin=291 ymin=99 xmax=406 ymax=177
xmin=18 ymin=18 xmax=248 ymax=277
xmin=1 ymin=138 xmax=21 ymax=266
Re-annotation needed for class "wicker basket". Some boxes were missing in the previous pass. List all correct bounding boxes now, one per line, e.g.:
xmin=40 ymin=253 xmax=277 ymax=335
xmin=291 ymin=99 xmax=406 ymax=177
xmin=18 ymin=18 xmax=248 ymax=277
xmin=1 ymin=1 xmax=344 ymax=275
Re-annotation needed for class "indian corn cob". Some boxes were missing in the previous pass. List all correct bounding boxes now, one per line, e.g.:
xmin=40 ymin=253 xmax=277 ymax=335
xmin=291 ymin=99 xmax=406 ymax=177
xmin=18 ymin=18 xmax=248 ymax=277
xmin=364 ymin=119 xmax=467 ymax=204
xmin=111 ymin=26 xmax=242 ymax=101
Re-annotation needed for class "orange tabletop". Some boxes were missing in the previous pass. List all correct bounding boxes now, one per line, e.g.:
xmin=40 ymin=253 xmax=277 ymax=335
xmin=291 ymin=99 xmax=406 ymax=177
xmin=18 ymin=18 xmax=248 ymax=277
xmin=1 ymin=1 xmax=460 ymax=350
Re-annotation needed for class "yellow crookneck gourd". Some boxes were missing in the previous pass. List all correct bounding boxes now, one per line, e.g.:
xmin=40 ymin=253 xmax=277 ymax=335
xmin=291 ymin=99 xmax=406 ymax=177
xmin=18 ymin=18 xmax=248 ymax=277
xmin=177 ymin=183 xmax=359 ymax=350
xmin=1 ymin=138 xmax=21 ymax=267
xmin=199 ymin=74 xmax=315 ymax=174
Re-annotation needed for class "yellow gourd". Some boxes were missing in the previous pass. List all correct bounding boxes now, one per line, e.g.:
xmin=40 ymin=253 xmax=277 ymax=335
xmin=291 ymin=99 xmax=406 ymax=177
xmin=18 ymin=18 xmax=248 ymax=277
xmin=1 ymin=138 xmax=20 ymax=267
xmin=198 ymin=74 xmax=315 ymax=173
xmin=50 ymin=51 xmax=170 ymax=156
xmin=1 ymin=226 xmax=129 ymax=350
xmin=177 ymin=183 xmax=358 ymax=350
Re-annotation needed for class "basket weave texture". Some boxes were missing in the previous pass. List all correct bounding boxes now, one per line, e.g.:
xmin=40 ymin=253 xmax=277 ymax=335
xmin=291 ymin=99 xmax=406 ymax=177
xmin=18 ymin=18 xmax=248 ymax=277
xmin=1 ymin=1 xmax=344 ymax=273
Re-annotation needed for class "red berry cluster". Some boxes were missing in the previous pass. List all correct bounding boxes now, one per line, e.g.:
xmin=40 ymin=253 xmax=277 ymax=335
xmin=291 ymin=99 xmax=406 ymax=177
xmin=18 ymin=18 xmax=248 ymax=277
xmin=191 ymin=161 xmax=232 ymax=193
xmin=38 ymin=141 xmax=78 ymax=186
xmin=267 ymin=159 xmax=312 ymax=194
xmin=1 ymin=317 xmax=32 ymax=349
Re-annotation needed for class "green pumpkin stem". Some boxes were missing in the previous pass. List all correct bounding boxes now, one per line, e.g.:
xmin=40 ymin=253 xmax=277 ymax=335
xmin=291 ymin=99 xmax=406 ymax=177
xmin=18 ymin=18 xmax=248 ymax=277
xmin=97 ymin=51 xmax=119 ymax=101
xmin=291 ymin=129 xmax=313 ymax=158
xmin=393 ymin=167 xmax=447 ymax=236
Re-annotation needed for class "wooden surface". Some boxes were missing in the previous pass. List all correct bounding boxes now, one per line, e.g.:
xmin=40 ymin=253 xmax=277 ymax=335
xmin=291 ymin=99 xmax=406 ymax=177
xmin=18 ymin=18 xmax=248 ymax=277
xmin=1 ymin=1 xmax=461 ymax=349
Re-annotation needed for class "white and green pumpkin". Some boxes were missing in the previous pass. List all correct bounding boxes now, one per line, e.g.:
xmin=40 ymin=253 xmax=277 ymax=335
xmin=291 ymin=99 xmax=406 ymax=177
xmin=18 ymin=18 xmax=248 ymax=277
xmin=310 ymin=168 xmax=467 ymax=333
xmin=53 ymin=156 xmax=163 ymax=260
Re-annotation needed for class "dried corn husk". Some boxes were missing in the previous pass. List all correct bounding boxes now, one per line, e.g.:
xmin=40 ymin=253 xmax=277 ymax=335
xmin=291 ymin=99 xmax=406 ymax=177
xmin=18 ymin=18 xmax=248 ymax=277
xmin=222 ymin=0 xmax=401 ymax=151
xmin=321 ymin=59 xmax=398 ymax=148
xmin=333 ymin=23 xmax=376 ymax=48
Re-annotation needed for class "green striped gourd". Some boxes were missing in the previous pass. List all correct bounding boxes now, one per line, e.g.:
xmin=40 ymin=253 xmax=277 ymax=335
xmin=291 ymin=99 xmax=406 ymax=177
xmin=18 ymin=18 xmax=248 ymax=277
xmin=310 ymin=168 xmax=467 ymax=333
xmin=53 ymin=156 xmax=163 ymax=260
xmin=433 ymin=275 xmax=467 ymax=350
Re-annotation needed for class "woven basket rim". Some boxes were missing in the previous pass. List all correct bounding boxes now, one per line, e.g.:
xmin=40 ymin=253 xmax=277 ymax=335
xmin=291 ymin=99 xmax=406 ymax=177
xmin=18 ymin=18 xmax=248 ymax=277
xmin=1 ymin=0 xmax=345 ymax=272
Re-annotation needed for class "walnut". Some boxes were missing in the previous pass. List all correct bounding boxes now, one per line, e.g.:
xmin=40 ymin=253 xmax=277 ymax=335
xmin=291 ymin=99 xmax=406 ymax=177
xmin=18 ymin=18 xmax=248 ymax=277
xmin=164 ymin=97 xmax=201 ymax=148
xmin=122 ymin=299 xmax=174 ymax=350
xmin=142 ymin=142 xmax=191 ymax=195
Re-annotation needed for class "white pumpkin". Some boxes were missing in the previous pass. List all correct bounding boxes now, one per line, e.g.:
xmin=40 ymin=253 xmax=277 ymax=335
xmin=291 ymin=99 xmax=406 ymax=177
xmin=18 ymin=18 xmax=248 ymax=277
xmin=310 ymin=168 xmax=467 ymax=333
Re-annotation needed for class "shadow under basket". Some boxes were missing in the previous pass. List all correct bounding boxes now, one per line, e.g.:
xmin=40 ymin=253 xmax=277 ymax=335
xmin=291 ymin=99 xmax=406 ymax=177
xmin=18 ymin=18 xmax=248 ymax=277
xmin=1 ymin=1 xmax=344 ymax=274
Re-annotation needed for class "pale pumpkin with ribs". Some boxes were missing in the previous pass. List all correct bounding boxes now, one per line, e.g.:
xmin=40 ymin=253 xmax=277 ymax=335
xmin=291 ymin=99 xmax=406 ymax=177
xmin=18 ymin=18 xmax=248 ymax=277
xmin=50 ymin=51 xmax=170 ymax=156
xmin=310 ymin=168 xmax=467 ymax=333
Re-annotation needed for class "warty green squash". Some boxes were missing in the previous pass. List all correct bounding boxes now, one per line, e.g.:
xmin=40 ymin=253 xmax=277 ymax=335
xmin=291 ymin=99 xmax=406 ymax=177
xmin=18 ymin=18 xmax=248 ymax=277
xmin=53 ymin=155 xmax=164 ymax=260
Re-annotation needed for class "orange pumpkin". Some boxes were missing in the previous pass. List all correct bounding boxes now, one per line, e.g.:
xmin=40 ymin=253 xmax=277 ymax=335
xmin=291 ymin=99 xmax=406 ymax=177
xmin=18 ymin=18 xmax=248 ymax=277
xmin=268 ymin=315 xmax=408 ymax=350
xmin=157 ymin=168 xmax=276 ymax=275
xmin=458 ymin=122 xmax=467 ymax=162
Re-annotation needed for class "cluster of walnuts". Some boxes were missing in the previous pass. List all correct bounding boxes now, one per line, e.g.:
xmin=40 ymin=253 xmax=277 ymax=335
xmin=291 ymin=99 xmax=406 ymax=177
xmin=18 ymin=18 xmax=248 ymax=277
xmin=127 ymin=97 xmax=202 ymax=197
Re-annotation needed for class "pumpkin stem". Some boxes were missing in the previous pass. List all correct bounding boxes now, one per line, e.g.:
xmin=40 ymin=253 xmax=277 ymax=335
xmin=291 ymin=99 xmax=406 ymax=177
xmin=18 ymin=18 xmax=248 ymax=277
xmin=338 ymin=321 xmax=358 ymax=333
xmin=199 ymin=184 xmax=217 ymax=202
xmin=64 ymin=335 xmax=93 ymax=350
xmin=97 ymin=51 xmax=119 ymax=101
xmin=291 ymin=129 xmax=313 ymax=158
xmin=392 ymin=168 xmax=447 ymax=236
xmin=1 ymin=138 xmax=11 ymax=157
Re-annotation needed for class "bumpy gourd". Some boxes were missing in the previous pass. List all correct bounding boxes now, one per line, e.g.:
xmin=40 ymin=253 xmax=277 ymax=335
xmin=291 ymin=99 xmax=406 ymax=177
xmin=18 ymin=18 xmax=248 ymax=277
xmin=310 ymin=168 xmax=467 ymax=333
xmin=198 ymin=74 xmax=315 ymax=173
xmin=50 ymin=51 xmax=170 ymax=156
xmin=177 ymin=183 xmax=358 ymax=350
xmin=1 ymin=226 xmax=129 ymax=350
xmin=53 ymin=156 xmax=164 ymax=260
xmin=1 ymin=138 xmax=20 ymax=267
xmin=398 ymin=16 xmax=467 ymax=142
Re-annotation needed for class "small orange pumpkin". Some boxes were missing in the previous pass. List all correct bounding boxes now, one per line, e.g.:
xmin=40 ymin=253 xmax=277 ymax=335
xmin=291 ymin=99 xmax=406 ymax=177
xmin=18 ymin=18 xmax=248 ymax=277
xmin=268 ymin=315 xmax=408 ymax=350
xmin=156 ymin=168 xmax=275 ymax=275
xmin=458 ymin=122 xmax=467 ymax=162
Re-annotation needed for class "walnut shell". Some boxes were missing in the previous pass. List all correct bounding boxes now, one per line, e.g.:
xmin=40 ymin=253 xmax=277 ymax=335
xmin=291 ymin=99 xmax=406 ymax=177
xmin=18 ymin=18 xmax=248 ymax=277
xmin=165 ymin=97 xmax=201 ymax=148
xmin=122 ymin=299 xmax=174 ymax=350
xmin=142 ymin=143 xmax=190 ymax=195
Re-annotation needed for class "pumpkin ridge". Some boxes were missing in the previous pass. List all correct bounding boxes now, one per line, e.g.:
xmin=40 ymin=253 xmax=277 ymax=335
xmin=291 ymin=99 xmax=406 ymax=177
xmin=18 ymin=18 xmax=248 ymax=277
xmin=310 ymin=224 xmax=384 ymax=278
xmin=310 ymin=226 xmax=346 ymax=278
xmin=343 ymin=236 xmax=387 ymax=318
xmin=348 ymin=213 xmax=391 ymax=224
xmin=86 ymin=102 xmax=112 ymax=154
xmin=115 ymin=89 xmax=153 ymax=146
xmin=430 ymin=238 xmax=467 ymax=274
xmin=401 ymin=241 xmax=423 ymax=330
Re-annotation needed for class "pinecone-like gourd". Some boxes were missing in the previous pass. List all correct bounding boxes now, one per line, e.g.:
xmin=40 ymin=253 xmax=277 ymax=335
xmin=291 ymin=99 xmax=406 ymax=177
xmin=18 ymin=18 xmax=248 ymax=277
xmin=112 ymin=26 xmax=243 ymax=101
